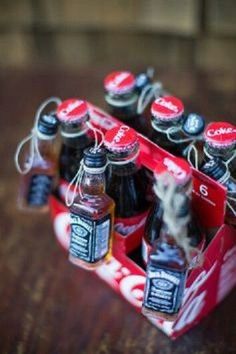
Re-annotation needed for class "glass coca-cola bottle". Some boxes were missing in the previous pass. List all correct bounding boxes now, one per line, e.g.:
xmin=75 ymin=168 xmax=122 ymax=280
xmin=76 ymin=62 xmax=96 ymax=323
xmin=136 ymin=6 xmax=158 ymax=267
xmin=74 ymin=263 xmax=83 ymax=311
xmin=150 ymin=96 xmax=186 ymax=156
xmin=56 ymin=98 xmax=93 ymax=183
xmin=201 ymin=122 xmax=236 ymax=179
xmin=142 ymin=156 xmax=202 ymax=265
xmin=17 ymin=113 xmax=59 ymax=212
xmin=104 ymin=71 xmax=150 ymax=136
xmin=201 ymin=158 xmax=236 ymax=226
xmin=104 ymin=125 xmax=150 ymax=230
xmin=142 ymin=183 xmax=191 ymax=321
xmin=69 ymin=148 xmax=115 ymax=270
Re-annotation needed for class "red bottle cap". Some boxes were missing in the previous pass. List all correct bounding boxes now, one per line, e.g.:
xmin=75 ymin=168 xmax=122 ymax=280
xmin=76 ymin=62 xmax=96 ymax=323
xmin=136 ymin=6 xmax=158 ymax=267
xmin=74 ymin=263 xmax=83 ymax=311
xmin=155 ymin=156 xmax=192 ymax=185
xmin=104 ymin=125 xmax=138 ymax=153
xmin=56 ymin=98 xmax=88 ymax=124
xmin=204 ymin=122 xmax=236 ymax=148
xmin=151 ymin=96 xmax=184 ymax=121
xmin=104 ymin=71 xmax=136 ymax=95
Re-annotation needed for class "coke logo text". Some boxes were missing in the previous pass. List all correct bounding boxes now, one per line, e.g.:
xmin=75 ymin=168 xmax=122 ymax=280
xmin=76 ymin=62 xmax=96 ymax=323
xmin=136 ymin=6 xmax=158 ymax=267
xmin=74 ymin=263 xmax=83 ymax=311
xmin=207 ymin=127 xmax=236 ymax=137
xmin=163 ymin=157 xmax=187 ymax=180
xmin=60 ymin=100 xmax=84 ymax=116
xmin=109 ymin=72 xmax=130 ymax=88
xmin=156 ymin=97 xmax=179 ymax=113
xmin=113 ymin=125 xmax=130 ymax=144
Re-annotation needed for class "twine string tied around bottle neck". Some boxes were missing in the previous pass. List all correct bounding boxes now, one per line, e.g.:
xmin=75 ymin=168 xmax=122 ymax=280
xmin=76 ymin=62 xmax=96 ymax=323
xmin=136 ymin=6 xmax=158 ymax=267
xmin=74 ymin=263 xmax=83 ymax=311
xmin=14 ymin=96 xmax=62 ymax=174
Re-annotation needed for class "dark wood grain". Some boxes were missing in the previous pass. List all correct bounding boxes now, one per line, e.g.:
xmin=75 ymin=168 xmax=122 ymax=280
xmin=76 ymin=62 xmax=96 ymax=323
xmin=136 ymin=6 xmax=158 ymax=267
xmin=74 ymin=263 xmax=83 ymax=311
xmin=0 ymin=67 xmax=235 ymax=354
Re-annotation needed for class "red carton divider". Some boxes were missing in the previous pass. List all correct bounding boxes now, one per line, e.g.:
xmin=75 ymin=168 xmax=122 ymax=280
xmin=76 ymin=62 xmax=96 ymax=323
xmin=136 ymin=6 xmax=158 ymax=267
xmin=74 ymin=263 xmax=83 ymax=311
xmin=50 ymin=103 xmax=235 ymax=339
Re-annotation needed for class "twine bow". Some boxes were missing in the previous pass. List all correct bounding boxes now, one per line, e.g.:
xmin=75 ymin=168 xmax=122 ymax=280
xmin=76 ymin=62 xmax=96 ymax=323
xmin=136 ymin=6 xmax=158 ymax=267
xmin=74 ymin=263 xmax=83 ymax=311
xmin=153 ymin=173 xmax=202 ymax=265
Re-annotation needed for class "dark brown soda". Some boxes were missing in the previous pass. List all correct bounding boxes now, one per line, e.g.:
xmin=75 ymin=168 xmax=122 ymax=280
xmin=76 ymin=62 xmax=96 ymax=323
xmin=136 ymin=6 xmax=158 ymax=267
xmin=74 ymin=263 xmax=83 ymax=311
xmin=107 ymin=98 xmax=151 ymax=137
xmin=151 ymin=119 xmax=188 ymax=157
xmin=106 ymin=161 xmax=149 ymax=218
xmin=59 ymin=127 xmax=92 ymax=181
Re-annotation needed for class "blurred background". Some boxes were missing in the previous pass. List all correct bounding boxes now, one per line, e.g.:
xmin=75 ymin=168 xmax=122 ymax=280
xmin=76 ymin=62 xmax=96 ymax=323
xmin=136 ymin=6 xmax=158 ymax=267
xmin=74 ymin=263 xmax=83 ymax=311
xmin=0 ymin=0 xmax=236 ymax=72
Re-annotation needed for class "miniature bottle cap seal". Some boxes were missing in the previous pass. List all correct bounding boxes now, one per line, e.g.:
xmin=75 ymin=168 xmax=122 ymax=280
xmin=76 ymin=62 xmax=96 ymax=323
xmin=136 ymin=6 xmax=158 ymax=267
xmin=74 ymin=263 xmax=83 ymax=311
xmin=83 ymin=147 xmax=107 ymax=168
xmin=155 ymin=156 xmax=192 ymax=185
xmin=151 ymin=96 xmax=184 ymax=122
xmin=104 ymin=71 xmax=136 ymax=95
xmin=38 ymin=114 xmax=59 ymax=136
xmin=56 ymin=98 xmax=88 ymax=124
xmin=204 ymin=122 xmax=236 ymax=148
xmin=182 ymin=113 xmax=205 ymax=136
xmin=104 ymin=125 xmax=138 ymax=153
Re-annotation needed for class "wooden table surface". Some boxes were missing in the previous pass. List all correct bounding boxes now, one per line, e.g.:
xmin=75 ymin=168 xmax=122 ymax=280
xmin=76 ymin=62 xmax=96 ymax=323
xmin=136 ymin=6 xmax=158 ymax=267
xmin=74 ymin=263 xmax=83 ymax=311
xmin=0 ymin=67 xmax=235 ymax=354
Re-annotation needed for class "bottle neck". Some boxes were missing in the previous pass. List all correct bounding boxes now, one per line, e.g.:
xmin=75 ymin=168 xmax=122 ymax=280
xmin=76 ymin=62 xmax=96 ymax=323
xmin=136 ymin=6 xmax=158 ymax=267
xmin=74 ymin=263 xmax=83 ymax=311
xmin=81 ymin=170 xmax=106 ymax=195
xmin=204 ymin=143 xmax=235 ymax=161
xmin=160 ymin=213 xmax=189 ymax=247
xmin=105 ymin=91 xmax=139 ymax=109
xmin=160 ymin=225 xmax=178 ymax=244
xmin=157 ymin=225 xmax=188 ymax=268
xmin=108 ymin=145 xmax=139 ymax=166
xmin=109 ymin=155 xmax=139 ymax=177
xmin=160 ymin=195 xmax=190 ymax=247
xmin=151 ymin=117 xmax=182 ymax=131
xmin=37 ymin=136 xmax=54 ymax=156
xmin=61 ymin=123 xmax=89 ymax=147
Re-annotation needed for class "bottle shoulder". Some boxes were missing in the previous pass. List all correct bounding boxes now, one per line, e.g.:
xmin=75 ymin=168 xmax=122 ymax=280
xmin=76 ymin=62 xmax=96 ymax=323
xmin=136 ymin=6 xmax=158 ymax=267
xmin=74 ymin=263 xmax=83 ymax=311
xmin=25 ymin=152 xmax=56 ymax=173
xmin=61 ymin=134 xmax=93 ymax=149
xmin=71 ymin=193 xmax=115 ymax=217
xmin=150 ymin=238 xmax=188 ymax=269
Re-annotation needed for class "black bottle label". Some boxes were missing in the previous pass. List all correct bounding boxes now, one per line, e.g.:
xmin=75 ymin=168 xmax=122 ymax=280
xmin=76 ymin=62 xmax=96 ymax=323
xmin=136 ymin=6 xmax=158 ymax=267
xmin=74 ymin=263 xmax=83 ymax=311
xmin=144 ymin=265 xmax=187 ymax=314
xmin=27 ymin=175 xmax=53 ymax=206
xmin=70 ymin=213 xmax=111 ymax=263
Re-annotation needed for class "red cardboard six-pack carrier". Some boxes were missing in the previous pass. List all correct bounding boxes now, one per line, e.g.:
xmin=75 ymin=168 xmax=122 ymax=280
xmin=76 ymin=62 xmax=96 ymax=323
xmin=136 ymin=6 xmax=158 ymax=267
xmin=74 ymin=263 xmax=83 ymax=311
xmin=49 ymin=103 xmax=236 ymax=340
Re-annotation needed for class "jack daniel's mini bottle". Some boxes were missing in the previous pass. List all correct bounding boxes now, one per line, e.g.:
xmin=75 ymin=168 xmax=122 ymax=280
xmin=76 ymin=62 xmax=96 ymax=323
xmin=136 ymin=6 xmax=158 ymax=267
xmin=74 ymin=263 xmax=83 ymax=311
xmin=104 ymin=71 xmax=151 ymax=136
xmin=104 ymin=125 xmax=149 ymax=227
xmin=16 ymin=112 xmax=59 ymax=212
xmin=69 ymin=148 xmax=115 ymax=270
xmin=142 ymin=179 xmax=191 ymax=321
xmin=56 ymin=98 xmax=93 ymax=183
xmin=142 ymin=156 xmax=202 ymax=265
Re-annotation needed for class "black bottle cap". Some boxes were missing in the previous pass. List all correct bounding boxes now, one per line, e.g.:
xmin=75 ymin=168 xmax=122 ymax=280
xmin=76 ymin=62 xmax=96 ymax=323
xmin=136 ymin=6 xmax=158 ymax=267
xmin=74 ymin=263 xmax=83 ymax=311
xmin=182 ymin=113 xmax=205 ymax=136
xmin=201 ymin=158 xmax=227 ymax=181
xmin=83 ymin=147 xmax=107 ymax=168
xmin=135 ymin=73 xmax=151 ymax=92
xmin=38 ymin=113 xmax=59 ymax=136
